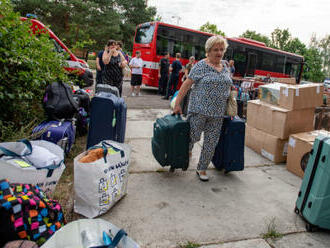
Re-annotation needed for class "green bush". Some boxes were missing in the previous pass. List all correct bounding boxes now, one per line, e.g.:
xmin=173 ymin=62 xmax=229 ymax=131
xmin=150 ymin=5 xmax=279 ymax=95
xmin=0 ymin=0 xmax=69 ymax=141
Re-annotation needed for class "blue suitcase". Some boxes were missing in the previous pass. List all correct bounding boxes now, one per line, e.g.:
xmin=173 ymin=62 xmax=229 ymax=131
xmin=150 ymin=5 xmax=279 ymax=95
xmin=32 ymin=120 xmax=76 ymax=154
xmin=212 ymin=116 xmax=245 ymax=173
xmin=86 ymin=92 xmax=127 ymax=149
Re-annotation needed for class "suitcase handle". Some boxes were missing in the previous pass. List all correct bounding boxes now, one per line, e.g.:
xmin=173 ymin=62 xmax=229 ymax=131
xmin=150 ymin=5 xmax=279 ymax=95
xmin=171 ymin=113 xmax=182 ymax=120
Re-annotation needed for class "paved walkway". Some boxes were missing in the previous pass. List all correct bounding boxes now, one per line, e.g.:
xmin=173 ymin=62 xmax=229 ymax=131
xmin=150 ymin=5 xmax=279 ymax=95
xmin=90 ymin=81 xmax=330 ymax=247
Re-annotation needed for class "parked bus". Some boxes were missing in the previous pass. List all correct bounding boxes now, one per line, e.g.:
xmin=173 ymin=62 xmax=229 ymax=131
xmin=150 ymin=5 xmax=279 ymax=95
xmin=132 ymin=22 xmax=304 ymax=88
xmin=21 ymin=17 xmax=94 ymax=87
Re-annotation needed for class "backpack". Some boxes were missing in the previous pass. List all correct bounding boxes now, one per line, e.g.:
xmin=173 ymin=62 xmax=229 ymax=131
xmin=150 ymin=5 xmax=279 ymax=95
xmin=0 ymin=179 xmax=66 ymax=247
xmin=43 ymin=81 xmax=79 ymax=120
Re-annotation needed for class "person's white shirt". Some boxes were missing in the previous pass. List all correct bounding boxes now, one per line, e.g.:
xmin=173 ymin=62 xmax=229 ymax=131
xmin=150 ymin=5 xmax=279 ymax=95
xmin=129 ymin=57 xmax=143 ymax=75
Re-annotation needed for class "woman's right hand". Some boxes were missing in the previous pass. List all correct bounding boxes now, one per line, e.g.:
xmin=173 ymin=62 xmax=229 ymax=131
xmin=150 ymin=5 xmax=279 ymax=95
xmin=173 ymin=104 xmax=182 ymax=115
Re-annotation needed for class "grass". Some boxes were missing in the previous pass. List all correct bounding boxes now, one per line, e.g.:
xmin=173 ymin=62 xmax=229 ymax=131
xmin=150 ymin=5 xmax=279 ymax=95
xmin=179 ymin=241 xmax=201 ymax=248
xmin=262 ymin=217 xmax=283 ymax=240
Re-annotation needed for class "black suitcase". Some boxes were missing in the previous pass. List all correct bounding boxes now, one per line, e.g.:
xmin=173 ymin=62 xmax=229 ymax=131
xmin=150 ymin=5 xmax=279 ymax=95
xmin=212 ymin=116 xmax=245 ymax=173
xmin=151 ymin=114 xmax=190 ymax=171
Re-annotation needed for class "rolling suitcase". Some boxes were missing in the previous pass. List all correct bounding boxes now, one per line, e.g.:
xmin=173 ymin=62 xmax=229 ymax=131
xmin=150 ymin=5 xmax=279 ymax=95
xmin=295 ymin=135 xmax=330 ymax=231
xmin=86 ymin=92 xmax=127 ymax=149
xmin=32 ymin=120 xmax=76 ymax=154
xmin=151 ymin=114 xmax=190 ymax=171
xmin=212 ymin=116 xmax=245 ymax=173
xmin=95 ymin=84 xmax=120 ymax=97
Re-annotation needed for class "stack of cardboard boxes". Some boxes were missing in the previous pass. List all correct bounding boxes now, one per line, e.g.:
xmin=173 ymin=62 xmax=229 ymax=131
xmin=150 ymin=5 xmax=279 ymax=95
xmin=245 ymin=82 xmax=323 ymax=163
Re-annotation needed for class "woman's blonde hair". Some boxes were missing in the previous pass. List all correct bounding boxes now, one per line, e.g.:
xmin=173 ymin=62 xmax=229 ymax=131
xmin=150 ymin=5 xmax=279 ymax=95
xmin=205 ymin=35 xmax=228 ymax=54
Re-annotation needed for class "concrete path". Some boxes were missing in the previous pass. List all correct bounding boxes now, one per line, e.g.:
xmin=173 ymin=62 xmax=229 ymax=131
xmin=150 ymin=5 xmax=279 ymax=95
xmin=99 ymin=107 xmax=330 ymax=248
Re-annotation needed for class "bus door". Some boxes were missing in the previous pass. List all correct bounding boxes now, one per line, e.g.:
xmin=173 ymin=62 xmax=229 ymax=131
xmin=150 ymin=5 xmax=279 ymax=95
xmin=246 ymin=53 xmax=257 ymax=77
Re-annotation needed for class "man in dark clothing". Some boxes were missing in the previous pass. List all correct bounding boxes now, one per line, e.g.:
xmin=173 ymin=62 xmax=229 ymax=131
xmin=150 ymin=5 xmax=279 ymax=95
xmin=96 ymin=46 xmax=106 ymax=84
xmin=163 ymin=53 xmax=182 ymax=100
xmin=158 ymin=52 xmax=170 ymax=95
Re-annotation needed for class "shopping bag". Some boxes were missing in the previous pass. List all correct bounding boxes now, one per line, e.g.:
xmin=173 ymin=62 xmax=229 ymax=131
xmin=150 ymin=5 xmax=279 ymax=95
xmin=0 ymin=139 xmax=65 ymax=194
xmin=226 ymin=90 xmax=238 ymax=117
xmin=41 ymin=219 xmax=139 ymax=248
xmin=74 ymin=140 xmax=131 ymax=218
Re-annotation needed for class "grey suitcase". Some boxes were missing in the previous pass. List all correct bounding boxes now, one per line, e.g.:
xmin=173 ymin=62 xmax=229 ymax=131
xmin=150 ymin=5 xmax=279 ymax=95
xmin=95 ymin=84 xmax=120 ymax=97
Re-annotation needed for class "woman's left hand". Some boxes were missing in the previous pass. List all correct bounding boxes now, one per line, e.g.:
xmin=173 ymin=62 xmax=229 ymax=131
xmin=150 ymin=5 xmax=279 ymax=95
xmin=173 ymin=104 xmax=182 ymax=115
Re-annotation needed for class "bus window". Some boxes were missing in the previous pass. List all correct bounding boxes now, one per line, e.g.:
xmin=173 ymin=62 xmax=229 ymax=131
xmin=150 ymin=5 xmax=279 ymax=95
xmin=275 ymin=56 xmax=285 ymax=73
xmin=135 ymin=24 xmax=155 ymax=44
xmin=261 ymin=53 xmax=274 ymax=71
xmin=224 ymin=47 xmax=233 ymax=61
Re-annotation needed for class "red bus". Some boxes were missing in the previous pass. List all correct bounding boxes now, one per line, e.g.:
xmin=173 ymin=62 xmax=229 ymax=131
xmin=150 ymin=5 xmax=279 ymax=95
xmin=132 ymin=22 xmax=304 ymax=88
xmin=21 ymin=17 xmax=94 ymax=87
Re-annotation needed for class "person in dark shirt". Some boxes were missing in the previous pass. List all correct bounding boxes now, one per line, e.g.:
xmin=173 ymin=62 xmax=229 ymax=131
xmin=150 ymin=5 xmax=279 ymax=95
xmin=162 ymin=53 xmax=183 ymax=100
xmin=102 ymin=39 xmax=127 ymax=96
xmin=96 ymin=46 xmax=106 ymax=84
xmin=158 ymin=52 xmax=170 ymax=95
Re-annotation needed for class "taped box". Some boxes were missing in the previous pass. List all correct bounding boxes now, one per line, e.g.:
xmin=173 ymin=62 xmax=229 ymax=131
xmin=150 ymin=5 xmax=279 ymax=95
xmin=247 ymin=100 xmax=315 ymax=139
xmin=274 ymin=77 xmax=297 ymax=85
xmin=286 ymin=130 xmax=330 ymax=178
xmin=259 ymin=83 xmax=323 ymax=110
xmin=245 ymin=125 xmax=288 ymax=163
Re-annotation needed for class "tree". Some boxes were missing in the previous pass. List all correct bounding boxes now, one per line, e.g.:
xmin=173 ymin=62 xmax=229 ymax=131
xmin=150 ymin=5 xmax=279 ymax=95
xmin=199 ymin=22 xmax=225 ymax=36
xmin=240 ymin=30 xmax=271 ymax=46
xmin=319 ymin=35 xmax=330 ymax=77
xmin=0 ymin=0 xmax=68 ymax=140
xmin=12 ymin=0 xmax=156 ymax=52
xmin=114 ymin=0 xmax=157 ymax=50
xmin=303 ymin=47 xmax=325 ymax=82
xmin=270 ymin=28 xmax=291 ymax=50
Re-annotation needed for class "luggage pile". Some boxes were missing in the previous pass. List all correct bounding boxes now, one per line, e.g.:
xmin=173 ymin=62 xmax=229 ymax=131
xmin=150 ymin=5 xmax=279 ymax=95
xmin=0 ymin=80 xmax=133 ymax=246
xmin=245 ymin=82 xmax=324 ymax=163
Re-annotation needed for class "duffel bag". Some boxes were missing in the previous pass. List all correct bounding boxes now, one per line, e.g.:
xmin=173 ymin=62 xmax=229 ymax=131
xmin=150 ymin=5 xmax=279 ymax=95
xmin=0 ymin=139 xmax=65 ymax=194
xmin=74 ymin=140 xmax=131 ymax=218
xmin=0 ymin=179 xmax=66 ymax=247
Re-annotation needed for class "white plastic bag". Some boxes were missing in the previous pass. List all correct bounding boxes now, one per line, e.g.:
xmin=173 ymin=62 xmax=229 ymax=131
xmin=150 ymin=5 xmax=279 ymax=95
xmin=0 ymin=139 xmax=65 ymax=194
xmin=41 ymin=219 xmax=139 ymax=248
xmin=74 ymin=140 xmax=131 ymax=218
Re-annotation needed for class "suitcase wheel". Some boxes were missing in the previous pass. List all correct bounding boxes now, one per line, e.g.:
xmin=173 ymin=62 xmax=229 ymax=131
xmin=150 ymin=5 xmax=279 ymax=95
xmin=169 ymin=167 xmax=175 ymax=173
xmin=294 ymin=206 xmax=300 ymax=215
xmin=224 ymin=170 xmax=230 ymax=175
xmin=306 ymin=223 xmax=317 ymax=232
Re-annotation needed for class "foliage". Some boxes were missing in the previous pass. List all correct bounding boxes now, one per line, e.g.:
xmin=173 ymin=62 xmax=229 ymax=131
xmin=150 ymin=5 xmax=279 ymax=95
xmin=262 ymin=217 xmax=283 ymax=240
xmin=0 ymin=0 xmax=68 ymax=141
xmin=115 ymin=0 xmax=157 ymax=51
xmin=200 ymin=22 xmax=225 ymax=36
xmin=270 ymin=28 xmax=292 ymax=50
xmin=240 ymin=30 xmax=271 ymax=46
xmin=310 ymin=34 xmax=330 ymax=78
xmin=72 ymin=39 xmax=96 ymax=50
xmin=12 ymin=0 xmax=157 ymax=52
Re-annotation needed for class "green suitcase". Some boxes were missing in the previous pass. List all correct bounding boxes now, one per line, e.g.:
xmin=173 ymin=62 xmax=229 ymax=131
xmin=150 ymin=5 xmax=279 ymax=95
xmin=151 ymin=114 xmax=190 ymax=171
xmin=295 ymin=135 xmax=330 ymax=231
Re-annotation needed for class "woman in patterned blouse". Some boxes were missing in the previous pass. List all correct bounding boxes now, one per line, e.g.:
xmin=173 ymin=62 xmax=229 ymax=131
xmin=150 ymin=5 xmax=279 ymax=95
xmin=173 ymin=35 xmax=233 ymax=181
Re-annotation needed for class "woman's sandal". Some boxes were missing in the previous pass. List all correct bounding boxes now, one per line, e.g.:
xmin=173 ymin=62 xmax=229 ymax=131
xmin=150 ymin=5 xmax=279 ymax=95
xmin=196 ymin=170 xmax=209 ymax=181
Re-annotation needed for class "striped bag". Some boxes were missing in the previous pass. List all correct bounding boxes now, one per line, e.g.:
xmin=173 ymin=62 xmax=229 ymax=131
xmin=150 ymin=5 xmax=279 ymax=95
xmin=0 ymin=179 xmax=65 ymax=247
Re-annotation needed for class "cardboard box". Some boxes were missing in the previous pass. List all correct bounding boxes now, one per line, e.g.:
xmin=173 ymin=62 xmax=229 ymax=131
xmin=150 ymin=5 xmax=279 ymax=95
xmin=245 ymin=125 xmax=288 ymax=163
xmin=286 ymin=130 xmax=330 ymax=178
xmin=259 ymin=83 xmax=286 ymax=106
xmin=247 ymin=100 xmax=314 ymax=139
xmin=274 ymin=77 xmax=296 ymax=85
xmin=259 ymin=83 xmax=323 ymax=110
xmin=279 ymin=83 xmax=323 ymax=110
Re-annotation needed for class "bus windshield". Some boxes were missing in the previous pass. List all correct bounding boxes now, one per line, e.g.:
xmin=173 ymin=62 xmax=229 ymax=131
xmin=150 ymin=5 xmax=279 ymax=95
xmin=135 ymin=24 xmax=155 ymax=44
